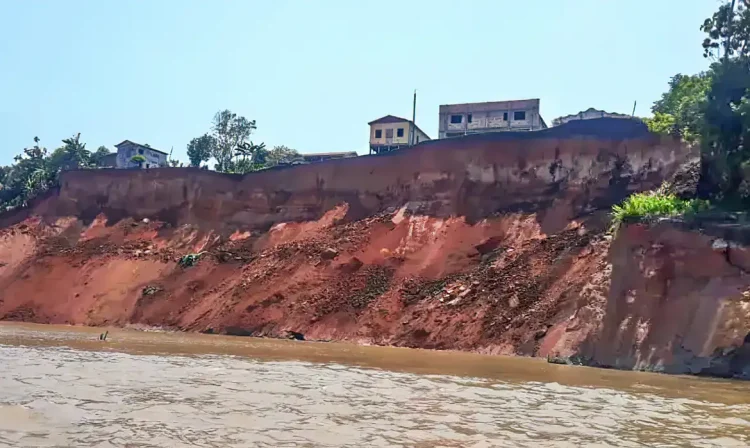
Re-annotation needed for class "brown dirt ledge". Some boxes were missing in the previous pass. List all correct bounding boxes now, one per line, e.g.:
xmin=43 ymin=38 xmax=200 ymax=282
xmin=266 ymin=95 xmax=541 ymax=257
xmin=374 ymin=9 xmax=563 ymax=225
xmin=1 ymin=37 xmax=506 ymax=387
xmin=1 ymin=119 xmax=746 ymax=378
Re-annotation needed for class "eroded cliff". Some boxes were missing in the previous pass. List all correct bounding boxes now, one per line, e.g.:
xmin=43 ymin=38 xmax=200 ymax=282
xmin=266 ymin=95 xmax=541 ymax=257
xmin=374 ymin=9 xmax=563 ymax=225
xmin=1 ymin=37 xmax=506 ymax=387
xmin=5 ymin=119 xmax=745 ymax=378
xmin=544 ymin=221 xmax=750 ymax=379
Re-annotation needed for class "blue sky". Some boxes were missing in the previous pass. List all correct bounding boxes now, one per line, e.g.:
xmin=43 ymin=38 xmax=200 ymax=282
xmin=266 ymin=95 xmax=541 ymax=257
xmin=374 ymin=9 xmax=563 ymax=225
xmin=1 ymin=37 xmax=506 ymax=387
xmin=0 ymin=0 xmax=718 ymax=163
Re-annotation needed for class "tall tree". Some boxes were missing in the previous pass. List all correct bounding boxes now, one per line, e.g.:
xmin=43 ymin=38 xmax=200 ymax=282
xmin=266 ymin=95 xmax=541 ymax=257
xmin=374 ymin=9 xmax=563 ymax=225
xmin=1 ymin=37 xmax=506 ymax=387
xmin=701 ymin=0 xmax=750 ymax=60
xmin=211 ymin=110 xmax=256 ymax=172
xmin=2 ymin=137 xmax=51 ymax=208
xmin=186 ymin=134 xmax=215 ymax=168
xmin=644 ymin=73 xmax=711 ymax=142
xmin=60 ymin=133 xmax=90 ymax=169
xmin=266 ymin=145 xmax=301 ymax=166
xmin=698 ymin=0 xmax=750 ymax=202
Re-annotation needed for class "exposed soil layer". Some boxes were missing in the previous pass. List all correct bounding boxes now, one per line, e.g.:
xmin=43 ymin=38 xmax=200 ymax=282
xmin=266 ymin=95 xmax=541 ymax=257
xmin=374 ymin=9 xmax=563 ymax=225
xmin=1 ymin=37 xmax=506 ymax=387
xmin=0 ymin=208 xmax=610 ymax=356
xmin=4 ymin=120 xmax=747 ymax=377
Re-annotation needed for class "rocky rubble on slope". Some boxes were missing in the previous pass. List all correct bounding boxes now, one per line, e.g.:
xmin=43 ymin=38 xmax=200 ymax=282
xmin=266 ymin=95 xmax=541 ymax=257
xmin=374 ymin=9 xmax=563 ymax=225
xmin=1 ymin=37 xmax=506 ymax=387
xmin=214 ymin=210 xmax=396 ymax=266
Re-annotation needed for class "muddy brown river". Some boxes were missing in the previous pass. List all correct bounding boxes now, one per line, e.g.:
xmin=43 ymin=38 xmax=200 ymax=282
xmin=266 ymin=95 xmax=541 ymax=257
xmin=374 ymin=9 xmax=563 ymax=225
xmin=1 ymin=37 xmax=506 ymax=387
xmin=0 ymin=323 xmax=748 ymax=447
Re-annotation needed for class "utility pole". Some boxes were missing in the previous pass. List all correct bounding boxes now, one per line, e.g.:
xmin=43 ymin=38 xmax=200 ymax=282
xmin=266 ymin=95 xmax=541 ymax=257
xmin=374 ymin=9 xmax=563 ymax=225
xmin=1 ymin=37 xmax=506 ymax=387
xmin=411 ymin=89 xmax=417 ymax=146
xmin=631 ymin=100 xmax=637 ymax=117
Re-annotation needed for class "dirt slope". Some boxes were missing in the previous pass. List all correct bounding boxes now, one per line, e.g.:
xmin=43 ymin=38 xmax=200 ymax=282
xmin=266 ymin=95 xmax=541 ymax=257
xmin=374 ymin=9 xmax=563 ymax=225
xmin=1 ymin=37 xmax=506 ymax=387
xmin=8 ymin=119 xmax=745 ymax=375
xmin=0 ymin=206 xmax=611 ymax=356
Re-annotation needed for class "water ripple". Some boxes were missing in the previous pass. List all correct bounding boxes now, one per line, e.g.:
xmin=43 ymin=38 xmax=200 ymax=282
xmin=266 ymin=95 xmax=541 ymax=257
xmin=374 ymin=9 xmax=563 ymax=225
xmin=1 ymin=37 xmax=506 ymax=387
xmin=0 ymin=344 xmax=748 ymax=447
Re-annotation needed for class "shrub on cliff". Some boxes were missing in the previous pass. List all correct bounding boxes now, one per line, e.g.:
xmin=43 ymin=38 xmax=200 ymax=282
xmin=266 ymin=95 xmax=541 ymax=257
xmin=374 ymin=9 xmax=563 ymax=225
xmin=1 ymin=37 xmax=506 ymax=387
xmin=130 ymin=155 xmax=146 ymax=168
xmin=611 ymin=192 xmax=709 ymax=228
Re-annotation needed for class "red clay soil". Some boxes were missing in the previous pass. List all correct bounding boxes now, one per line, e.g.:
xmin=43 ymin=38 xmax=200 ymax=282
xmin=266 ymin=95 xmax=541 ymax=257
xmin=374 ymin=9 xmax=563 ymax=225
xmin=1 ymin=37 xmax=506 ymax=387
xmin=0 ymin=205 xmax=612 ymax=356
xmin=11 ymin=120 xmax=739 ymax=366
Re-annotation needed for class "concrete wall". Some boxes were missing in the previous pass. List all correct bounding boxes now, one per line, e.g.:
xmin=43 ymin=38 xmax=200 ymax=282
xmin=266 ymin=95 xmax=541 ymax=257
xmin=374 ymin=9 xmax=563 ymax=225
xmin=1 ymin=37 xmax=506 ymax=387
xmin=14 ymin=119 xmax=687 ymax=235
xmin=115 ymin=143 xmax=168 ymax=169
xmin=439 ymin=100 xmax=542 ymax=138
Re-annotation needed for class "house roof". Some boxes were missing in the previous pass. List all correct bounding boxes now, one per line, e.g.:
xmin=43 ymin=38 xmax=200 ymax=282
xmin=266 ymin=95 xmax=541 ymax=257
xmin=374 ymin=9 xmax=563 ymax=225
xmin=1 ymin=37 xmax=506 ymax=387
xmin=302 ymin=151 xmax=358 ymax=159
xmin=439 ymin=99 xmax=540 ymax=114
xmin=368 ymin=115 xmax=431 ymax=140
xmin=553 ymin=108 xmax=632 ymax=124
xmin=368 ymin=115 xmax=411 ymax=125
xmin=114 ymin=140 xmax=169 ymax=155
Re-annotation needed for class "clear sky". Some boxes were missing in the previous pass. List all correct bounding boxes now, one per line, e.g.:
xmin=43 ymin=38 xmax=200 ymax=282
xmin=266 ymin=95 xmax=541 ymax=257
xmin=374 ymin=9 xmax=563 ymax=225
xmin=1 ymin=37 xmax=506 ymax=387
xmin=0 ymin=0 xmax=719 ymax=163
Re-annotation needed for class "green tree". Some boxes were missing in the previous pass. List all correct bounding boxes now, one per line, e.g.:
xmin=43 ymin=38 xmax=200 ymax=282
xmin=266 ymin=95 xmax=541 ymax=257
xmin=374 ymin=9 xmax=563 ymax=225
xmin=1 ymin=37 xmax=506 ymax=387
xmin=45 ymin=134 xmax=92 ymax=184
xmin=647 ymin=73 xmax=711 ymax=142
xmin=211 ymin=110 xmax=256 ymax=172
xmin=266 ymin=145 xmax=301 ymax=166
xmin=643 ymin=112 xmax=678 ymax=135
xmin=0 ymin=166 xmax=11 ymax=189
xmin=89 ymin=146 xmax=112 ymax=167
xmin=130 ymin=154 xmax=147 ymax=168
xmin=701 ymin=0 xmax=750 ymax=60
xmin=60 ymin=133 xmax=90 ymax=169
xmin=697 ymin=0 xmax=750 ymax=202
xmin=235 ymin=141 xmax=266 ymax=164
xmin=1 ymin=137 xmax=51 ymax=208
xmin=186 ymin=133 xmax=215 ymax=168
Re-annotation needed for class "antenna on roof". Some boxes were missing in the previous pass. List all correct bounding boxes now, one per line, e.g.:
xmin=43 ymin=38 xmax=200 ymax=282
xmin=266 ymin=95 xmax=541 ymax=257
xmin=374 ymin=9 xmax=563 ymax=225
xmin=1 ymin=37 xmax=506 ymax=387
xmin=411 ymin=89 xmax=417 ymax=146
xmin=631 ymin=100 xmax=637 ymax=117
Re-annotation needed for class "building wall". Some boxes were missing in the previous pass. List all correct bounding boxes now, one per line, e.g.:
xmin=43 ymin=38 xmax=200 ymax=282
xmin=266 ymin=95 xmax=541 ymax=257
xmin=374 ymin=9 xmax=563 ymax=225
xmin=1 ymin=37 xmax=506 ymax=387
xmin=115 ymin=144 xmax=168 ymax=169
xmin=438 ymin=100 xmax=543 ymax=138
xmin=413 ymin=127 xmax=430 ymax=144
xmin=369 ymin=121 xmax=413 ymax=146
xmin=98 ymin=153 xmax=118 ymax=168
xmin=369 ymin=122 xmax=430 ymax=147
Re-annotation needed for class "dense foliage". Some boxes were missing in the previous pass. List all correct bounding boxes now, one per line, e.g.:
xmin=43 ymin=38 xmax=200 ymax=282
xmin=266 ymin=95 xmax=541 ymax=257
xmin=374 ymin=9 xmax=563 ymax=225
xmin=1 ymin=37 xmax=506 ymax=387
xmin=186 ymin=110 xmax=300 ymax=173
xmin=637 ymin=0 xmax=750 ymax=209
xmin=643 ymin=73 xmax=711 ymax=143
xmin=0 ymin=107 xmax=301 ymax=212
xmin=0 ymin=135 xmax=113 ymax=211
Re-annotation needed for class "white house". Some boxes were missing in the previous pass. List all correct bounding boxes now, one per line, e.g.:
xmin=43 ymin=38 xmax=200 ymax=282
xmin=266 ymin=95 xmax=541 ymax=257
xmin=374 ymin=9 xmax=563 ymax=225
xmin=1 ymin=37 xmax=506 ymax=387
xmin=114 ymin=140 xmax=168 ymax=168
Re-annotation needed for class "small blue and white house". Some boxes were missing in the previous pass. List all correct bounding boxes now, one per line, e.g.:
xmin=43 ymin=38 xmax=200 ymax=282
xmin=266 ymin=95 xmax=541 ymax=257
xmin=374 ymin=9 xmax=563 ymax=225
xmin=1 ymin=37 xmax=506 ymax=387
xmin=114 ymin=140 xmax=168 ymax=169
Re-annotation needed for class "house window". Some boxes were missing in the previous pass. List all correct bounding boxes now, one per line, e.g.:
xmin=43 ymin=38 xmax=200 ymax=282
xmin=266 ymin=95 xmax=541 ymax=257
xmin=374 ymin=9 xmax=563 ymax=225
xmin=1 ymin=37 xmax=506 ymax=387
xmin=397 ymin=128 xmax=404 ymax=137
xmin=450 ymin=115 xmax=463 ymax=124
xmin=385 ymin=128 xmax=394 ymax=138
xmin=467 ymin=114 xmax=473 ymax=123
xmin=138 ymin=148 xmax=144 ymax=155
xmin=503 ymin=112 xmax=508 ymax=121
xmin=514 ymin=111 xmax=526 ymax=121
xmin=375 ymin=129 xmax=382 ymax=138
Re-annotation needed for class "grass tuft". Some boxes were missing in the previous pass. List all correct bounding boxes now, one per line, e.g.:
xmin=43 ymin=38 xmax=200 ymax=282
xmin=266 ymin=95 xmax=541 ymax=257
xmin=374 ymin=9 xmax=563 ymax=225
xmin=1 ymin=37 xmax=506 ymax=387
xmin=611 ymin=192 xmax=709 ymax=228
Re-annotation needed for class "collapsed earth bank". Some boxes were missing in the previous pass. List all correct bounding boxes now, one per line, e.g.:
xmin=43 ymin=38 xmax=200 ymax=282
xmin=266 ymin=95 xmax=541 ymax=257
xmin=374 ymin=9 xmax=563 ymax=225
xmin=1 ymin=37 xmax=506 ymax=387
xmin=1 ymin=119 xmax=748 ymax=378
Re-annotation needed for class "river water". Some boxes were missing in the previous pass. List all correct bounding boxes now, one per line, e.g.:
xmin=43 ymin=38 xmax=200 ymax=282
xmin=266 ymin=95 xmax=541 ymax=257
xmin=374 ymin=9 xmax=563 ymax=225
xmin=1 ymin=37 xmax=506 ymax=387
xmin=0 ymin=323 xmax=748 ymax=447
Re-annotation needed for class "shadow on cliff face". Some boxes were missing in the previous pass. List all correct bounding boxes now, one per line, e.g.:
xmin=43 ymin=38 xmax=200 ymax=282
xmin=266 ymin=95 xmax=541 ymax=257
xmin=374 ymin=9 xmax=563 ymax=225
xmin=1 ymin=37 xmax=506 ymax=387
xmin=565 ymin=222 xmax=750 ymax=379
